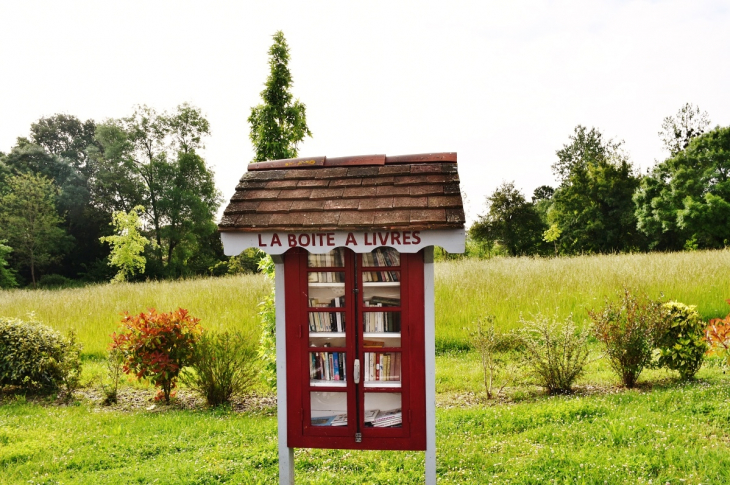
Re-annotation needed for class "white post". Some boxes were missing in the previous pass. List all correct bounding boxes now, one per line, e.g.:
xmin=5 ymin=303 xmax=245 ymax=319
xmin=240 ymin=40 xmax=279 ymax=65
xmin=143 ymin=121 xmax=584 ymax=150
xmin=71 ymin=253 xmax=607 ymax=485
xmin=423 ymin=247 xmax=437 ymax=484
xmin=274 ymin=259 xmax=295 ymax=485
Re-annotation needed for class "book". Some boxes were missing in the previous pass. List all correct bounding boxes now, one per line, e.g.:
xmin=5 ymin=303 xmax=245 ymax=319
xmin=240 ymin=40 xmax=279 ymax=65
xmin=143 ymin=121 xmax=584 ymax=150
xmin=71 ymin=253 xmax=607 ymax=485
xmin=331 ymin=413 xmax=348 ymax=426
xmin=311 ymin=415 xmax=337 ymax=426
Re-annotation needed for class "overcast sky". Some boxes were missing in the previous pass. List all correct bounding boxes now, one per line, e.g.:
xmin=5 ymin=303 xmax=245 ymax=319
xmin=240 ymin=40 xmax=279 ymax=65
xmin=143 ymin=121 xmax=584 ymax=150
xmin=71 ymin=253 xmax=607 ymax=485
xmin=1 ymin=0 xmax=728 ymax=223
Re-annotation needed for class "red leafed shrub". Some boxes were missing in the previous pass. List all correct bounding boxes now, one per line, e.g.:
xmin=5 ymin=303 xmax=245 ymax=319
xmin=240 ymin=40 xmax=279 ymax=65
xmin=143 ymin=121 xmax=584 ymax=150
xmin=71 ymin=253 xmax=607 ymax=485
xmin=705 ymin=300 xmax=730 ymax=366
xmin=111 ymin=308 xmax=202 ymax=403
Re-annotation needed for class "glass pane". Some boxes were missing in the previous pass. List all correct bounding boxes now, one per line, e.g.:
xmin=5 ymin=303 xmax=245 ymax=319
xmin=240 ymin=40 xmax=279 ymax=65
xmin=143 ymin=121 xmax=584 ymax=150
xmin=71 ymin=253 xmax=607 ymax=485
xmin=309 ymin=351 xmax=347 ymax=385
xmin=308 ymin=271 xmax=346 ymax=308
xmin=362 ymin=248 xmax=400 ymax=267
xmin=364 ymin=393 xmax=402 ymax=428
xmin=363 ymin=351 xmax=401 ymax=386
xmin=308 ymin=248 xmax=345 ymax=268
xmin=309 ymin=311 xmax=346 ymax=334
xmin=362 ymin=271 xmax=400 ymax=307
xmin=311 ymin=391 xmax=348 ymax=427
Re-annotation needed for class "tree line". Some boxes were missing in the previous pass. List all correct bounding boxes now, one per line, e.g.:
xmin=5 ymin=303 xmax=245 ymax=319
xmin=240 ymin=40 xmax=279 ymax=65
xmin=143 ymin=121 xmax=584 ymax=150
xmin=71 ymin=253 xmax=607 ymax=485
xmin=0 ymin=105 xmax=223 ymax=287
xmin=470 ymin=103 xmax=730 ymax=256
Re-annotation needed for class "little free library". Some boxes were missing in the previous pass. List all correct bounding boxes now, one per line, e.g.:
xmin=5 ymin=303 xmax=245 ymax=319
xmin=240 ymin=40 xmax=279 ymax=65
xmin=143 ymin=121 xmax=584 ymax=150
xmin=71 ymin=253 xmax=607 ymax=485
xmin=218 ymin=152 xmax=465 ymax=484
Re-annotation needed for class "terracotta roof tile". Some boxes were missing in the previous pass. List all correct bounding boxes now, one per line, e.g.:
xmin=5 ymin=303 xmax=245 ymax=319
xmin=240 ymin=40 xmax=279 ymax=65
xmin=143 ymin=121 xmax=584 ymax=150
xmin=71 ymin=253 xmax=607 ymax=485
xmin=428 ymin=196 xmax=462 ymax=208
xmin=393 ymin=196 xmax=427 ymax=208
xmin=279 ymin=188 xmax=313 ymax=199
xmin=375 ymin=185 xmax=410 ymax=196
xmin=410 ymin=185 xmax=443 ymax=196
xmin=331 ymin=178 xmax=362 ymax=187
xmin=219 ymin=153 xmax=464 ymax=232
xmin=265 ymin=179 xmax=299 ymax=189
xmin=224 ymin=201 xmax=260 ymax=214
xmin=338 ymin=211 xmax=374 ymax=226
xmin=410 ymin=209 xmax=446 ymax=224
xmin=343 ymin=186 xmax=377 ymax=198
xmin=258 ymin=200 xmax=293 ymax=213
xmin=374 ymin=210 xmax=410 ymax=225
xmin=347 ymin=166 xmax=381 ymax=177
xmin=310 ymin=188 xmax=344 ymax=200
xmin=410 ymin=163 xmax=443 ymax=174
xmin=359 ymin=198 xmax=393 ymax=210
xmin=297 ymin=179 xmax=330 ymax=187
xmin=324 ymin=199 xmax=360 ymax=210
xmin=290 ymin=200 xmax=326 ymax=211
xmin=240 ymin=189 xmax=281 ymax=200
xmin=446 ymin=208 xmax=466 ymax=224
xmin=362 ymin=175 xmax=395 ymax=186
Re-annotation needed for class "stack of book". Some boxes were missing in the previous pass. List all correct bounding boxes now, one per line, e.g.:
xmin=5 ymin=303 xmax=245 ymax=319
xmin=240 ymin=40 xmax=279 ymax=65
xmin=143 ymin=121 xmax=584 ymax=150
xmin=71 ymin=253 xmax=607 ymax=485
xmin=309 ymin=351 xmax=347 ymax=382
xmin=308 ymin=271 xmax=344 ymax=283
xmin=364 ymin=352 xmax=401 ymax=382
xmin=308 ymin=297 xmax=345 ymax=332
xmin=363 ymin=296 xmax=400 ymax=308
xmin=364 ymin=408 xmax=403 ymax=428
xmin=311 ymin=413 xmax=348 ymax=427
xmin=363 ymin=311 xmax=401 ymax=332
xmin=361 ymin=248 xmax=400 ymax=267
xmin=308 ymin=249 xmax=345 ymax=268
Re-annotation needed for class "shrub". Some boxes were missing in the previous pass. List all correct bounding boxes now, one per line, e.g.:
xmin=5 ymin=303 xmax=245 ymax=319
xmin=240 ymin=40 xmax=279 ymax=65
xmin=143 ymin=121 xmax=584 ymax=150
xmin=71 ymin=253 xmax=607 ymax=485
xmin=111 ymin=308 xmax=202 ymax=403
xmin=257 ymin=255 xmax=277 ymax=389
xmin=705 ymin=300 xmax=730 ymax=366
xmin=518 ymin=314 xmax=590 ymax=394
xmin=655 ymin=301 xmax=707 ymax=380
xmin=100 ymin=347 xmax=124 ymax=405
xmin=0 ymin=317 xmax=82 ymax=393
xmin=181 ymin=331 xmax=257 ymax=406
xmin=589 ymin=289 xmax=666 ymax=388
xmin=470 ymin=315 xmax=516 ymax=399
xmin=38 ymin=274 xmax=72 ymax=289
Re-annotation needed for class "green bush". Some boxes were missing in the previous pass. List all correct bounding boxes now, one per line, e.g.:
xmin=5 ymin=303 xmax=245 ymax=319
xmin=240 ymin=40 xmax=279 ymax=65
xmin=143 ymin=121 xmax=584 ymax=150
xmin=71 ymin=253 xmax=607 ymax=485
xmin=655 ymin=301 xmax=708 ymax=379
xmin=181 ymin=331 xmax=257 ymax=406
xmin=38 ymin=274 xmax=72 ymax=289
xmin=590 ymin=289 xmax=666 ymax=388
xmin=518 ymin=314 xmax=590 ymax=394
xmin=0 ymin=317 xmax=82 ymax=392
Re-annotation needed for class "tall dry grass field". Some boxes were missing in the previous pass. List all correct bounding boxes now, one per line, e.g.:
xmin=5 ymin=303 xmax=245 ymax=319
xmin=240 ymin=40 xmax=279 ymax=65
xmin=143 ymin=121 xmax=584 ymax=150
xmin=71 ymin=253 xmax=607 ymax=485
xmin=1 ymin=249 xmax=728 ymax=355
xmin=0 ymin=274 xmax=271 ymax=356
xmin=436 ymin=249 xmax=730 ymax=350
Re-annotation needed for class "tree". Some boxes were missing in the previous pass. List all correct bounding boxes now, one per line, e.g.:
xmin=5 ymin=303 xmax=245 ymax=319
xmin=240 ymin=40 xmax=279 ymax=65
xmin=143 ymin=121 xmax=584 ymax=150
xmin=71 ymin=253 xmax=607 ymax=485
xmin=0 ymin=240 xmax=18 ymax=288
xmin=634 ymin=126 xmax=730 ymax=250
xmin=94 ymin=104 xmax=221 ymax=277
xmin=549 ymin=126 xmax=644 ymax=254
xmin=99 ymin=206 xmax=152 ymax=283
xmin=659 ymin=103 xmax=710 ymax=157
xmin=470 ymin=181 xmax=546 ymax=256
xmin=0 ymin=173 xmax=68 ymax=286
xmin=249 ymin=31 xmax=312 ymax=162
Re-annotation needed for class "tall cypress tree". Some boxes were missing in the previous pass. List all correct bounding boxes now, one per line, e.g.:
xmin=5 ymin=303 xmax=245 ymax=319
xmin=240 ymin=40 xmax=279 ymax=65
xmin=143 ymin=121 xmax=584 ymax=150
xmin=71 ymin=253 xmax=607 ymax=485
xmin=248 ymin=31 xmax=312 ymax=162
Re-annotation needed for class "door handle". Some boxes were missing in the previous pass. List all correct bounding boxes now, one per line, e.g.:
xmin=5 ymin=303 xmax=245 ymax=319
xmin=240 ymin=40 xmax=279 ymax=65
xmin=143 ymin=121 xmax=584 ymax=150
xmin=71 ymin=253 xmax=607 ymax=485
xmin=354 ymin=359 xmax=360 ymax=384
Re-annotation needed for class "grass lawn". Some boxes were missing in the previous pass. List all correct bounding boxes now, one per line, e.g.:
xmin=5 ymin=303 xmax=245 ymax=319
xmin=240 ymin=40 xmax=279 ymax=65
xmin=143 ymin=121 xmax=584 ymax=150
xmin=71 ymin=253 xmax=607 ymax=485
xmin=3 ymin=371 xmax=730 ymax=484
xmin=2 ymin=250 xmax=730 ymax=483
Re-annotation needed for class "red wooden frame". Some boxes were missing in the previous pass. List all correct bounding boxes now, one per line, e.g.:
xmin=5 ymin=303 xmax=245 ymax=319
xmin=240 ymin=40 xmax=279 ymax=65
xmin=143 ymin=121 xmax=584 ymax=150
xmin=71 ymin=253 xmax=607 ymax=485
xmin=285 ymin=247 xmax=426 ymax=450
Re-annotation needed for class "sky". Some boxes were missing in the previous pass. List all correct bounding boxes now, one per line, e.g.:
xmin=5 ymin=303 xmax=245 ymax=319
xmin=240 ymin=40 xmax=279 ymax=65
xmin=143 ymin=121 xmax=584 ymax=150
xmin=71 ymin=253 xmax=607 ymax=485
xmin=1 ymin=0 xmax=729 ymax=223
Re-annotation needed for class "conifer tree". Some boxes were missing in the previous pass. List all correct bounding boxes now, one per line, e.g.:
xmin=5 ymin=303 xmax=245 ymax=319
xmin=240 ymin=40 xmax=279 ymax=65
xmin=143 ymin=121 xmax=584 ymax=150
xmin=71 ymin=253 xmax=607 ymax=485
xmin=249 ymin=31 xmax=312 ymax=162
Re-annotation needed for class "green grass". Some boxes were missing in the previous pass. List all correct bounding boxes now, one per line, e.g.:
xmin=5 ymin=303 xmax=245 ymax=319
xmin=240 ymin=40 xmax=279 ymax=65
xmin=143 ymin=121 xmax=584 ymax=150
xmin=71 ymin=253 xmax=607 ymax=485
xmin=3 ymin=376 xmax=730 ymax=484
xmin=435 ymin=249 xmax=730 ymax=350
xmin=0 ymin=274 xmax=271 ymax=357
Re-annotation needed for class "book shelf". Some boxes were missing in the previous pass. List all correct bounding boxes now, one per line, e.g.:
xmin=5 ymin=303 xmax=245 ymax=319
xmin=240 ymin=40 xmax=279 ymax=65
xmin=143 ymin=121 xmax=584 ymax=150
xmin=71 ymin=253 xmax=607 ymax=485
xmin=285 ymin=246 xmax=426 ymax=451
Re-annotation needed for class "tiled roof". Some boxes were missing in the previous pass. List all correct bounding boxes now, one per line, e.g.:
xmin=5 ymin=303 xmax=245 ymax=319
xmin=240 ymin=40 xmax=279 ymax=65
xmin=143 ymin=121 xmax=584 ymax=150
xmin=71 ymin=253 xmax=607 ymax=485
xmin=219 ymin=153 xmax=465 ymax=232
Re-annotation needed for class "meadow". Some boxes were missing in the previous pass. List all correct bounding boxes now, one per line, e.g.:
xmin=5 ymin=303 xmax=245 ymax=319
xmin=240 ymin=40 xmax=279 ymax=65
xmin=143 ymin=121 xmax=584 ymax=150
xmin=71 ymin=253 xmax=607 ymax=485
xmin=2 ymin=249 xmax=730 ymax=484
